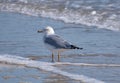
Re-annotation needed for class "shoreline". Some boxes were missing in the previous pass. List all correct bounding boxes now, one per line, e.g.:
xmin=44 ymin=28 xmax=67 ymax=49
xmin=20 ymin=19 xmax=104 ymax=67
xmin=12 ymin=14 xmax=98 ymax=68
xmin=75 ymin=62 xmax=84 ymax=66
xmin=0 ymin=62 xmax=80 ymax=83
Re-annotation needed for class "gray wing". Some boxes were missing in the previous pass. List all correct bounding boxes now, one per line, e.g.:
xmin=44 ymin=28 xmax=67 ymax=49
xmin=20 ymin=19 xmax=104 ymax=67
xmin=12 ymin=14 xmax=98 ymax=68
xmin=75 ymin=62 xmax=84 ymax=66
xmin=44 ymin=35 xmax=71 ymax=49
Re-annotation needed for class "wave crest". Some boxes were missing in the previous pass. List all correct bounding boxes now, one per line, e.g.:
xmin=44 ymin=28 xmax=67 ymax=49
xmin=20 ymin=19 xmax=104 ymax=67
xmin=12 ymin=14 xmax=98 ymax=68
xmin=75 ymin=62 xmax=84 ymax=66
xmin=0 ymin=1 xmax=120 ymax=31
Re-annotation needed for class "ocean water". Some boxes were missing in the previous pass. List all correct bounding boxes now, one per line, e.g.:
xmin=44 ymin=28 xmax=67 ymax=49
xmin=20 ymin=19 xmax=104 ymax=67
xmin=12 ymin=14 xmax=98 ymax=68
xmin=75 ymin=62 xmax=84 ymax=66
xmin=0 ymin=0 xmax=120 ymax=31
xmin=0 ymin=0 xmax=120 ymax=83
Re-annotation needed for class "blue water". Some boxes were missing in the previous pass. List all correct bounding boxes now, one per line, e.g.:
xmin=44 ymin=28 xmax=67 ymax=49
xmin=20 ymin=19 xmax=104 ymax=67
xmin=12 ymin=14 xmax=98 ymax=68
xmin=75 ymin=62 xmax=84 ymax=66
xmin=0 ymin=0 xmax=120 ymax=31
xmin=0 ymin=12 xmax=65 ymax=56
xmin=0 ymin=0 xmax=120 ymax=82
xmin=0 ymin=12 xmax=120 ymax=56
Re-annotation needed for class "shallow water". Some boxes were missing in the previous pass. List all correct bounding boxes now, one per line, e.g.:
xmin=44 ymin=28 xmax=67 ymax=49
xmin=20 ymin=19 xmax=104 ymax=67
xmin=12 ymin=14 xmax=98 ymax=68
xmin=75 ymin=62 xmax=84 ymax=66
xmin=0 ymin=12 xmax=120 ymax=56
xmin=0 ymin=12 xmax=120 ymax=83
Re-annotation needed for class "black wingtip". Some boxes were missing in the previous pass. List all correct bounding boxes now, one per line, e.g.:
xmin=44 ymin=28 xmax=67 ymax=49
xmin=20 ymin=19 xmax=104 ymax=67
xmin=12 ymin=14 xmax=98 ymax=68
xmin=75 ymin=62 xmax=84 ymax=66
xmin=71 ymin=45 xmax=83 ymax=50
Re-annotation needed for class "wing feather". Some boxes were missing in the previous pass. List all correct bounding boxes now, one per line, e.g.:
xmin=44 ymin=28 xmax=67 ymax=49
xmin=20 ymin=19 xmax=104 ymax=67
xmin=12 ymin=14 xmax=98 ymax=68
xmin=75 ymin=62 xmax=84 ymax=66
xmin=44 ymin=35 xmax=71 ymax=49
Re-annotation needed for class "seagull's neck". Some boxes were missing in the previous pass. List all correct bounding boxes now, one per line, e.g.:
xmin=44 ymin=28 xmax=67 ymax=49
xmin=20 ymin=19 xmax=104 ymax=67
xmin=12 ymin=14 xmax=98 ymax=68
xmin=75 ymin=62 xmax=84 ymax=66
xmin=45 ymin=33 xmax=55 ymax=36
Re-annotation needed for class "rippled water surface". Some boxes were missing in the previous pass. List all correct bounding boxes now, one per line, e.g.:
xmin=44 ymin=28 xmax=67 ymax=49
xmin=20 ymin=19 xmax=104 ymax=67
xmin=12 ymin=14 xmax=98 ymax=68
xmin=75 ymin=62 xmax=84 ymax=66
xmin=0 ymin=12 xmax=120 ymax=83
xmin=0 ymin=0 xmax=120 ymax=31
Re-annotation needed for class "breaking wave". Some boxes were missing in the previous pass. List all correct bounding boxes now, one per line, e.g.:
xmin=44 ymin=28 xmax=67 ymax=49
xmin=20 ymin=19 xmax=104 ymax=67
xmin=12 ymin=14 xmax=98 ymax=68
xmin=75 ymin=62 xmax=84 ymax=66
xmin=0 ymin=54 xmax=105 ymax=83
xmin=0 ymin=0 xmax=120 ymax=31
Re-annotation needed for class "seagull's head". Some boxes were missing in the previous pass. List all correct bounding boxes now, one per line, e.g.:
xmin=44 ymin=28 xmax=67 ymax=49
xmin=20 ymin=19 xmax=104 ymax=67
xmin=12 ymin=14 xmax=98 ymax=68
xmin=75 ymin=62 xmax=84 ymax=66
xmin=38 ymin=26 xmax=55 ymax=35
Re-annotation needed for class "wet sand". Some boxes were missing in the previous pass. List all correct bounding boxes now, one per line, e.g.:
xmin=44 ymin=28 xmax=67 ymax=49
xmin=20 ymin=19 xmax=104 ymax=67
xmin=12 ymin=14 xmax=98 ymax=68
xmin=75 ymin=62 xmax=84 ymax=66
xmin=0 ymin=55 xmax=120 ymax=83
xmin=0 ymin=61 xmax=80 ymax=83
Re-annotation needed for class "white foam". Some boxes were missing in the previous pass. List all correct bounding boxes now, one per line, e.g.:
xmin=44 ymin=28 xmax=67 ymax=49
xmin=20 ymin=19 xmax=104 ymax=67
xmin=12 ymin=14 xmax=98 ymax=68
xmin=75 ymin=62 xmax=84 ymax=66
xmin=91 ymin=11 xmax=97 ymax=15
xmin=0 ymin=54 xmax=104 ymax=83
xmin=0 ymin=2 xmax=120 ymax=31
xmin=53 ymin=62 xmax=120 ymax=67
xmin=19 ymin=0 xmax=28 ymax=3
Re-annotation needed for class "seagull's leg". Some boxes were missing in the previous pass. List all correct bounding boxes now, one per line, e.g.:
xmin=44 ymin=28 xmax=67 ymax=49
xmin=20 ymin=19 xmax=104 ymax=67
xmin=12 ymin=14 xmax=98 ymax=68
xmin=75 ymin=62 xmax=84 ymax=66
xmin=58 ymin=51 xmax=60 ymax=62
xmin=52 ymin=52 xmax=54 ymax=62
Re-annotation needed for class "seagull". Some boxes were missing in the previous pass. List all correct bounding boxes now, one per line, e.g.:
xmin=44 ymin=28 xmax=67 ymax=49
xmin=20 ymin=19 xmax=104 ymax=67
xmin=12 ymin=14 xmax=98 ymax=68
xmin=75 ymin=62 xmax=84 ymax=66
xmin=38 ymin=26 xmax=83 ymax=62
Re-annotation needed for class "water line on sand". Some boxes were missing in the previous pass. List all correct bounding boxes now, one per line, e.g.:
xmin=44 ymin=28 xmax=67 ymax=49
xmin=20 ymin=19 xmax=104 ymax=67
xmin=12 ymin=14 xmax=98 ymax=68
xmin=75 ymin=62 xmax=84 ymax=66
xmin=0 ymin=54 xmax=105 ymax=83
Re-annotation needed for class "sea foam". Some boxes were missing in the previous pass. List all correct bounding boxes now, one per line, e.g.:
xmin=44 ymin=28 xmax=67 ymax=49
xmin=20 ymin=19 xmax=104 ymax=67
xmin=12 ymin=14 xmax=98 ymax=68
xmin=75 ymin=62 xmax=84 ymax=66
xmin=0 ymin=1 xmax=120 ymax=31
xmin=0 ymin=54 xmax=105 ymax=83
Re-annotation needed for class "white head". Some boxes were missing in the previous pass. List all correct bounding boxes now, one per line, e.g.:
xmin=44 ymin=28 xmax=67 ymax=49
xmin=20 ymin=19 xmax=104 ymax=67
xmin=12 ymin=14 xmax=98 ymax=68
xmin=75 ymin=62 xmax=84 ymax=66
xmin=38 ymin=26 xmax=55 ymax=35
